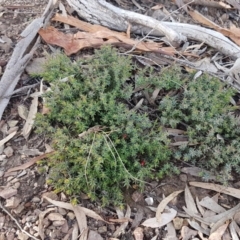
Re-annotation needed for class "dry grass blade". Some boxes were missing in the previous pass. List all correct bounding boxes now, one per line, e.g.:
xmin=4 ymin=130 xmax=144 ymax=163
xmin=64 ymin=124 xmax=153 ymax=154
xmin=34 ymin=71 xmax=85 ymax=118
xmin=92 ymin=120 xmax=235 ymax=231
xmin=156 ymin=190 xmax=183 ymax=222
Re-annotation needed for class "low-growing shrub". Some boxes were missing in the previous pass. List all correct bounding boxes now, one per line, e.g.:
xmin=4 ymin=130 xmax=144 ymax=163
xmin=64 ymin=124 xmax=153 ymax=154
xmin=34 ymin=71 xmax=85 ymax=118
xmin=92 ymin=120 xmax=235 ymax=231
xmin=35 ymin=46 xmax=240 ymax=205
xmin=35 ymin=46 xmax=173 ymax=206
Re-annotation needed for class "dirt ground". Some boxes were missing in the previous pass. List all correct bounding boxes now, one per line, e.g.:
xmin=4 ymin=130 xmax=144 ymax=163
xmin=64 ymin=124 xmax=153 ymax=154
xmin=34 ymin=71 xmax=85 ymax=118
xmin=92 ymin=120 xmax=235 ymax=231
xmin=1 ymin=0 xmax=240 ymax=239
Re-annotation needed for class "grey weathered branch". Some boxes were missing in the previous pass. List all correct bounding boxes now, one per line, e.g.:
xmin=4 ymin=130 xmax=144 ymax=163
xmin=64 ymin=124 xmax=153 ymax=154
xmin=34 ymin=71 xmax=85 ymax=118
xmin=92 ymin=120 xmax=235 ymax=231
xmin=0 ymin=0 xmax=58 ymax=120
xmin=66 ymin=0 xmax=240 ymax=59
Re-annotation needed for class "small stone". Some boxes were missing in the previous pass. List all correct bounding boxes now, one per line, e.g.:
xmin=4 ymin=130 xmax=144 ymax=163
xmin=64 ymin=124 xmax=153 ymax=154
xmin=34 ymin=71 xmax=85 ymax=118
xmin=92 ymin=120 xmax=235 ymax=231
xmin=5 ymin=196 xmax=21 ymax=208
xmin=132 ymin=191 xmax=143 ymax=203
xmin=48 ymin=213 xmax=65 ymax=221
xmin=52 ymin=220 xmax=66 ymax=227
xmin=3 ymin=146 xmax=13 ymax=157
xmin=31 ymin=197 xmax=40 ymax=203
xmin=7 ymin=120 xmax=18 ymax=128
xmin=13 ymin=182 xmax=20 ymax=189
xmin=17 ymin=232 xmax=29 ymax=240
xmin=108 ymin=224 xmax=115 ymax=232
xmin=25 ymin=216 xmax=37 ymax=222
xmin=32 ymin=226 xmax=39 ymax=232
xmin=179 ymin=174 xmax=187 ymax=182
xmin=6 ymin=232 xmax=14 ymax=240
xmin=60 ymin=192 xmax=67 ymax=201
xmin=88 ymin=230 xmax=103 ymax=240
xmin=58 ymin=208 xmax=67 ymax=216
xmin=0 ymin=216 xmax=5 ymax=229
xmin=67 ymin=212 xmax=75 ymax=220
xmin=7 ymin=177 xmax=14 ymax=183
xmin=98 ymin=226 xmax=107 ymax=234
xmin=60 ymin=220 xmax=69 ymax=233
xmin=0 ymin=188 xmax=17 ymax=199
xmin=13 ymin=203 xmax=25 ymax=214
xmin=173 ymin=217 xmax=184 ymax=230
xmin=0 ymin=171 xmax=4 ymax=177
xmin=0 ymin=155 xmax=6 ymax=161
xmin=145 ymin=197 xmax=154 ymax=206
xmin=42 ymin=192 xmax=58 ymax=201
xmin=7 ymin=126 xmax=19 ymax=134
xmin=42 ymin=218 xmax=50 ymax=228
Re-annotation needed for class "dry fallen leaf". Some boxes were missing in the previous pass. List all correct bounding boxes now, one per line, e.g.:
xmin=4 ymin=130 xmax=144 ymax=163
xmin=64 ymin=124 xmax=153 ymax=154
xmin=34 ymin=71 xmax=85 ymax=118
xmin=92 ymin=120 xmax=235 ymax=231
xmin=181 ymin=167 xmax=216 ymax=180
xmin=187 ymin=7 xmax=240 ymax=46
xmin=5 ymin=152 xmax=54 ymax=174
xmin=133 ymin=227 xmax=144 ymax=240
xmin=165 ymin=222 xmax=177 ymax=240
xmin=142 ymin=208 xmax=177 ymax=228
xmin=180 ymin=226 xmax=197 ymax=240
xmin=189 ymin=182 xmax=240 ymax=199
xmin=185 ymin=185 xmax=198 ymax=215
xmin=199 ymin=196 xmax=226 ymax=214
xmin=113 ymin=205 xmax=131 ymax=237
xmin=156 ymin=190 xmax=183 ymax=222
xmin=209 ymin=222 xmax=229 ymax=240
xmin=22 ymin=94 xmax=38 ymax=139
xmin=229 ymin=221 xmax=239 ymax=240
xmin=38 ymin=208 xmax=55 ymax=240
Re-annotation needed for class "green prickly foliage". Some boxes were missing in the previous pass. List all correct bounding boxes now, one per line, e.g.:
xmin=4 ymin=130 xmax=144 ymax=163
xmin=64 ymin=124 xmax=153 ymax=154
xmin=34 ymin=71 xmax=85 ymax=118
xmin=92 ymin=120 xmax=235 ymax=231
xmin=35 ymin=45 xmax=240 ymax=205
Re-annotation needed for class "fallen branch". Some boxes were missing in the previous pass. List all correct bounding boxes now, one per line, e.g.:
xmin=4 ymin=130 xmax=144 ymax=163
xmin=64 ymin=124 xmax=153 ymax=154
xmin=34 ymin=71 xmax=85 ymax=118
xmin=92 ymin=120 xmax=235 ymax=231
xmin=0 ymin=0 xmax=58 ymax=120
xmin=66 ymin=0 xmax=240 ymax=59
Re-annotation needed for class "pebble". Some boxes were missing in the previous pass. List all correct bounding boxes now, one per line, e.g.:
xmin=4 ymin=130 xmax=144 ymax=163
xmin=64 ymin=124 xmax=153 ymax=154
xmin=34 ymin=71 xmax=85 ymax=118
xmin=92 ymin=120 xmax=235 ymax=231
xmin=0 ymin=188 xmax=17 ymax=199
xmin=26 ymin=215 xmax=38 ymax=222
xmin=7 ymin=176 xmax=14 ymax=182
xmin=32 ymin=226 xmax=39 ymax=232
xmin=58 ymin=207 xmax=67 ymax=216
xmin=52 ymin=220 xmax=66 ymax=227
xmin=173 ymin=217 xmax=184 ymax=230
xmin=61 ymin=220 xmax=69 ymax=233
xmin=98 ymin=226 xmax=107 ymax=234
xmin=3 ymin=146 xmax=13 ymax=157
xmin=5 ymin=196 xmax=21 ymax=209
xmin=179 ymin=174 xmax=187 ymax=182
xmin=42 ymin=192 xmax=58 ymax=201
xmin=13 ymin=182 xmax=20 ymax=189
xmin=145 ymin=197 xmax=154 ymax=205
xmin=67 ymin=212 xmax=75 ymax=220
xmin=31 ymin=197 xmax=41 ymax=203
xmin=48 ymin=212 xmax=65 ymax=221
